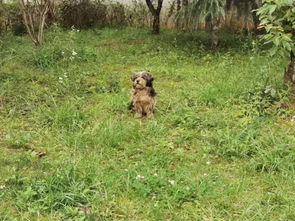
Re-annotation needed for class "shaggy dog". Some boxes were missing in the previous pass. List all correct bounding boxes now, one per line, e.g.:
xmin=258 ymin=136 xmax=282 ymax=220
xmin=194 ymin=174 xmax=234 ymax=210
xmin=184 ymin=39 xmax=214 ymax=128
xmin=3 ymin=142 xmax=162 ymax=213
xmin=129 ymin=71 xmax=156 ymax=118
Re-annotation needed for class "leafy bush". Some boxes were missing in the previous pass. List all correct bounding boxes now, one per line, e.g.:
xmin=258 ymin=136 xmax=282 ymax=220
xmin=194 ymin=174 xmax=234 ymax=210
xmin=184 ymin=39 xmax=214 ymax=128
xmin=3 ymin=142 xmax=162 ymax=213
xmin=106 ymin=3 xmax=127 ymax=26
xmin=125 ymin=0 xmax=152 ymax=28
xmin=59 ymin=0 xmax=107 ymax=29
xmin=32 ymin=47 xmax=64 ymax=69
xmin=256 ymin=0 xmax=295 ymax=58
xmin=237 ymin=85 xmax=290 ymax=117
xmin=0 ymin=3 xmax=26 ymax=35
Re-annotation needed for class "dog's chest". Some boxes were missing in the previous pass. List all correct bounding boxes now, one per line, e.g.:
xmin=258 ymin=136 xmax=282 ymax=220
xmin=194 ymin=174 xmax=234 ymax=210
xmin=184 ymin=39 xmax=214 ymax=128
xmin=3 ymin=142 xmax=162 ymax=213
xmin=133 ymin=89 xmax=152 ymax=104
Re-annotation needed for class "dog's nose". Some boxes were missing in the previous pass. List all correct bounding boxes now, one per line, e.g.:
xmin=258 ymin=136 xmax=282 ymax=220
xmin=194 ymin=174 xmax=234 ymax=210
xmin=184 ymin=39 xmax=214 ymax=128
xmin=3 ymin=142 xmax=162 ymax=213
xmin=136 ymin=80 xmax=140 ymax=83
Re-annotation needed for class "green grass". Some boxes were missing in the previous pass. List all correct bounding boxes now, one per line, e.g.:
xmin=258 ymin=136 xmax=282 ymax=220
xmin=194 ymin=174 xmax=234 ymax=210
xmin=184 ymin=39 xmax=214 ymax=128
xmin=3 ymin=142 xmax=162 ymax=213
xmin=0 ymin=26 xmax=295 ymax=220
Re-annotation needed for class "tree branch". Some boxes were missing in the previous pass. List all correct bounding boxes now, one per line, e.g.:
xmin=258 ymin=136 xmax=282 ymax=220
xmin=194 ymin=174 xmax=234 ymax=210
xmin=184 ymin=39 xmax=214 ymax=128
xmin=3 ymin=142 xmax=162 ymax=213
xmin=145 ymin=0 xmax=156 ymax=15
xmin=156 ymin=0 xmax=163 ymax=13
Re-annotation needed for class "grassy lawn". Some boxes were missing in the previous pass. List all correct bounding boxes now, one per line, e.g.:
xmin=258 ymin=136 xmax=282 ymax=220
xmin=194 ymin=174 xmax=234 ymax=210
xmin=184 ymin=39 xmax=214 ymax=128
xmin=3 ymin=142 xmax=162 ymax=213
xmin=0 ymin=26 xmax=295 ymax=220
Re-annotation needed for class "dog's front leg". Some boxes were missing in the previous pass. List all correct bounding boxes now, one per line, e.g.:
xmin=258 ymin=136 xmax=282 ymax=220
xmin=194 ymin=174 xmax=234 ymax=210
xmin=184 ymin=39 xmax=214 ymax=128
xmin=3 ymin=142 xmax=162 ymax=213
xmin=134 ymin=112 xmax=143 ymax=118
xmin=144 ymin=105 xmax=153 ymax=119
xmin=134 ymin=104 xmax=143 ymax=118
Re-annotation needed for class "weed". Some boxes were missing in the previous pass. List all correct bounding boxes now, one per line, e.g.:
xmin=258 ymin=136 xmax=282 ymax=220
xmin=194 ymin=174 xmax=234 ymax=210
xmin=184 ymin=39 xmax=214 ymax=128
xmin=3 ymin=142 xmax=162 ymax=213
xmin=3 ymin=133 xmax=32 ymax=149
xmin=14 ymin=166 xmax=98 ymax=213
xmin=39 ymin=104 xmax=90 ymax=132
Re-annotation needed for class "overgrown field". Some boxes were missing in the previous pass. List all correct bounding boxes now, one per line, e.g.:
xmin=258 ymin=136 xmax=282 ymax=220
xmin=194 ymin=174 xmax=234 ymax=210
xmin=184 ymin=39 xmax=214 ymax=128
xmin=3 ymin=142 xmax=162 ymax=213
xmin=0 ymin=27 xmax=295 ymax=220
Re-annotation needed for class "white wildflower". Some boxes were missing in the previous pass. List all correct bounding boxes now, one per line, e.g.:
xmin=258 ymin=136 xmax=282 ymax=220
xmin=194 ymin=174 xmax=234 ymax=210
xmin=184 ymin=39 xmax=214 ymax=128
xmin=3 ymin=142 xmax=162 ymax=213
xmin=200 ymin=130 xmax=207 ymax=136
xmin=206 ymin=161 xmax=211 ymax=165
xmin=136 ymin=175 xmax=144 ymax=180
xmin=72 ymin=50 xmax=77 ymax=56
xmin=168 ymin=180 xmax=176 ymax=185
xmin=0 ymin=185 xmax=6 ymax=190
xmin=59 ymin=77 xmax=63 ymax=80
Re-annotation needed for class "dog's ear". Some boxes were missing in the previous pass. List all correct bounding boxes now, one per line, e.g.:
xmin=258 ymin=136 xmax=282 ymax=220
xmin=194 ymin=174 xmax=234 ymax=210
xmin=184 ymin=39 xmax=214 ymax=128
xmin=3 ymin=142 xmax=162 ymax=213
xmin=144 ymin=72 xmax=154 ymax=87
xmin=148 ymin=87 xmax=157 ymax=97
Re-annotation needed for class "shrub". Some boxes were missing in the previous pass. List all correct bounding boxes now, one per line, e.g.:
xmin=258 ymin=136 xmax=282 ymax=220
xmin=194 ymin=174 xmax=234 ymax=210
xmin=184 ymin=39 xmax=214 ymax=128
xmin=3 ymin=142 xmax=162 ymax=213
xmin=106 ymin=3 xmax=127 ymax=26
xmin=32 ymin=47 xmax=64 ymax=69
xmin=237 ymin=85 xmax=290 ymax=117
xmin=0 ymin=3 xmax=26 ymax=35
xmin=125 ymin=0 xmax=152 ymax=28
xmin=59 ymin=0 xmax=107 ymax=29
xmin=0 ymin=3 xmax=7 ymax=34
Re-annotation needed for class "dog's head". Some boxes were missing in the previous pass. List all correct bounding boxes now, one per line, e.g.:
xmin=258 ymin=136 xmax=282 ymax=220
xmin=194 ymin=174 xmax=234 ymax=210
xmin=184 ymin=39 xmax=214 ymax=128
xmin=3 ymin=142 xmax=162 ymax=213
xmin=131 ymin=71 xmax=154 ymax=89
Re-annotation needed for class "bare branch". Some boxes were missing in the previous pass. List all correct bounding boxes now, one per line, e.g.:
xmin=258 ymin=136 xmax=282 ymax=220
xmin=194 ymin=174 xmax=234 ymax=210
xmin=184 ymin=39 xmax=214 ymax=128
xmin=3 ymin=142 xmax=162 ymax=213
xmin=19 ymin=0 xmax=52 ymax=46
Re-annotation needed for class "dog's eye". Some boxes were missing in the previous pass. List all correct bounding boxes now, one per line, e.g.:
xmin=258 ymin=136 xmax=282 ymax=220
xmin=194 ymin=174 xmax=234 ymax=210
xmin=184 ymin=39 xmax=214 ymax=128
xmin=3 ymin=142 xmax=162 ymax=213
xmin=131 ymin=75 xmax=138 ymax=81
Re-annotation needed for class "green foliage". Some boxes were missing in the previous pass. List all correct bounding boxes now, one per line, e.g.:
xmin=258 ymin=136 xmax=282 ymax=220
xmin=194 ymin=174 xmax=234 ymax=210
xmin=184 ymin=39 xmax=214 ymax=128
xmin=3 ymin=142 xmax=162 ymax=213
xmin=256 ymin=0 xmax=295 ymax=57
xmin=226 ymin=0 xmax=261 ymax=19
xmin=0 ymin=2 xmax=26 ymax=35
xmin=176 ymin=0 xmax=261 ymax=30
xmin=238 ymin=85 xmax=290 ymax=117
xmin=177 ymin=0 xmax=226 ymax=28
xmin=130 ymin=172 xmax=214 ymax=206
xmin=40 ymin=104 xmax=90 ymax=131
xmin=4 ymin=133 xmax=32 ymax=149
xmin=196 ymin=0 xmax=226 ymax=23
xmin=32 ymin=46 xmax=97 ymax=69
xmin=125 ymin=0 xmax=151 ymax=28
xmin=59 ymin=0 xmax=107 ymax=29
xmin=15 ymin=166 xmax=98 ymax=213
xmin=107 ymin=3 xmax=127 ymax=26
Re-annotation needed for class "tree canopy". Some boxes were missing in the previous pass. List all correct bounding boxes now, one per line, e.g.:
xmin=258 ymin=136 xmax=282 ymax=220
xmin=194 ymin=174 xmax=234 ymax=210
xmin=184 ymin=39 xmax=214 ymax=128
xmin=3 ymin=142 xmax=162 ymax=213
xmin=257 ymin=0 xmax=295 ymax=58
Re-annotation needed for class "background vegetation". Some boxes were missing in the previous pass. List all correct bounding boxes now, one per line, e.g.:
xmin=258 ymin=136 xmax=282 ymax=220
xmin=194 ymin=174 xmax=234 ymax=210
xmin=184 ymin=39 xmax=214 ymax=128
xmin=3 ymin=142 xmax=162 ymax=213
xmin=0 ymin=0 xmax=295 ymax=220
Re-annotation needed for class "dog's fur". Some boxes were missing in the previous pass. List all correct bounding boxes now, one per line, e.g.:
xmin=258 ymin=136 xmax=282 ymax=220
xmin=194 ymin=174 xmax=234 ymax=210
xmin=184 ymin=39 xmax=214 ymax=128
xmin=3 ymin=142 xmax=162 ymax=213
xmin=129 ymin=71 xmax=156 ymax=118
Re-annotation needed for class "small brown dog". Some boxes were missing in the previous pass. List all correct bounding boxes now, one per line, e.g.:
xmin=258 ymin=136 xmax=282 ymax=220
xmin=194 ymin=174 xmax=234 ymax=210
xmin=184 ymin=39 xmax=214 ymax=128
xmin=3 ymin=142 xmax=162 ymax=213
xmin=129 ymin=71 xmax=156 ymax=118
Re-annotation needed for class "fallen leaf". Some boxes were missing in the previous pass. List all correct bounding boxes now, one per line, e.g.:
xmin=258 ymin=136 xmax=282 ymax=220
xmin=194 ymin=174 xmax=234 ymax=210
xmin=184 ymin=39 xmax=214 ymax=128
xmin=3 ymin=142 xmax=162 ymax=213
xmin=37 ymin=152 xmax=46 ymax=157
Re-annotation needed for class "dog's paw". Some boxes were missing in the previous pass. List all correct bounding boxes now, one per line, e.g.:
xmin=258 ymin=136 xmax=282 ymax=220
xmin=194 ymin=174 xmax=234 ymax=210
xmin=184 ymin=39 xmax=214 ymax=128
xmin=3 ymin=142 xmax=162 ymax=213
xmin=146 ymin=112 xmax=153 ymax=119
xmin=134 ymin=113 xmax=142 ymax=118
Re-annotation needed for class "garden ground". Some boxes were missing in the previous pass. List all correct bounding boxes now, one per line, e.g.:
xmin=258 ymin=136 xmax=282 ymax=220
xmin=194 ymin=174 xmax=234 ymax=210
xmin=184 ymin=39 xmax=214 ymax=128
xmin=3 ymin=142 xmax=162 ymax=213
xmin=0 ymin=27 xmax=295 ymax=220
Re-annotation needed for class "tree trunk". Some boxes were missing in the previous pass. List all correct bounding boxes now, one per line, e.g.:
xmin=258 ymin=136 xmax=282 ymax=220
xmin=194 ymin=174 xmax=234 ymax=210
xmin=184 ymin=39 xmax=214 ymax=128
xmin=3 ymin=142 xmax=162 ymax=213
xmin=211 ymin=21 xmax=220 ymax=49
xmin=152 ymin=12 xmax=160 ymax=34
xmin=176 ymin=0 xmax=181 ymax=11
xmin=145 ymin=0 xmax=163 ymax=34
xmin=284 ymin=52 xmax=295 ymax=92
xmin=19 ymin=0 xmax=51 ymax=46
